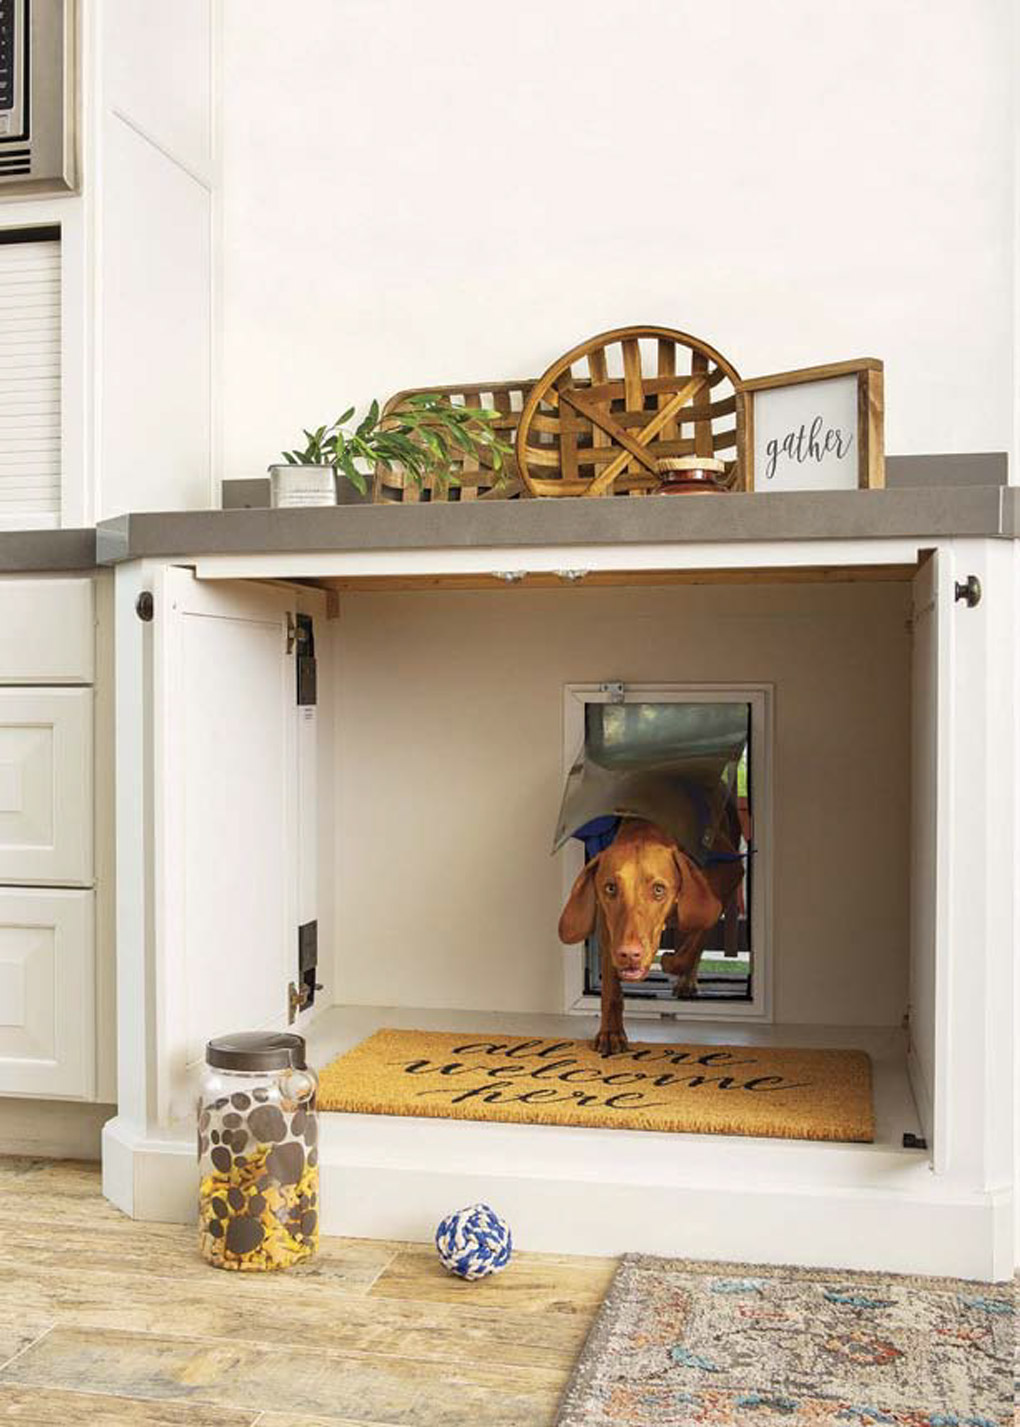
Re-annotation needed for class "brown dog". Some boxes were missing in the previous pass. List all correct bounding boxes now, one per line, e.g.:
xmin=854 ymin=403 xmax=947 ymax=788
xmin=558 ymin=816 xmax=744 ymax=1055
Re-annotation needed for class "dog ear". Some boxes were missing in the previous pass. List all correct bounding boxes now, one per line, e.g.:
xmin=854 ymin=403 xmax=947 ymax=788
xmin=558 ymin=856 xmax=600 ymax=944
xmin=672 ymin=848 xmax=723 ymax=933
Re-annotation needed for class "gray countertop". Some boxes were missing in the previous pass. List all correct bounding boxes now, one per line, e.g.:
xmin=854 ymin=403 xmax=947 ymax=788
xmin=0 ymin=527 xmax=99 ymax=573
xmin=94 ymin=484 xmax=1019 ymax=565
xmin=1 ymin=466 xmax=1016 ymax=575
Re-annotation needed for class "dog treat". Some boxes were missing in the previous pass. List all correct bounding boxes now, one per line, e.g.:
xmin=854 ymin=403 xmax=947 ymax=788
xmin=197 ymin=1076 xmax=319 ymax=1271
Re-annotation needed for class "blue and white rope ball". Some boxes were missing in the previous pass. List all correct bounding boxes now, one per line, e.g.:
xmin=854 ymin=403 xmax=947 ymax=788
xmin=435 ymin=1203 xmax=513 ymax=1280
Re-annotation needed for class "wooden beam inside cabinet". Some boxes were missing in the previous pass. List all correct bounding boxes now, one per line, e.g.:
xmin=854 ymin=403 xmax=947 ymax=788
xmin=315 ymin=563 xmax=918 ymax=593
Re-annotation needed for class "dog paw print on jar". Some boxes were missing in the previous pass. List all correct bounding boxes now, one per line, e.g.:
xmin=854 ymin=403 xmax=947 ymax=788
xmin=198 ymin=1032 xmax=319 ymax=1271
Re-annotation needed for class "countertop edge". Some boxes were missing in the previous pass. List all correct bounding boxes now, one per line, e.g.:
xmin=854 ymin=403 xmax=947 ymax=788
xmin=93 ymin=486 xmax=1015 ymax=565
xmin=0 ymin=471 xmax=1015 ymax=575
xmin=0 ymin=528 xmax=98 ymax=573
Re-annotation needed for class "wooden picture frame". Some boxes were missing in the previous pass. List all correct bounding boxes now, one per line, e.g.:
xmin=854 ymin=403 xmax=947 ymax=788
xmin=739 ymin=359 xmax=884 ymax=492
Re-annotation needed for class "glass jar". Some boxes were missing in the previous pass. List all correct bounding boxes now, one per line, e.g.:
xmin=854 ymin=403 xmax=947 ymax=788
xmin=197 ymin=1031 xmax=319 ymax=1271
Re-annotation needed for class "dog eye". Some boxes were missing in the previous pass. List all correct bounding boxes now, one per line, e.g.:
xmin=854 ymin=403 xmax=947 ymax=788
xmin=604 ymin=881 xmax=618 ymax=898
xmin=652 ymin=882 xmax=667 ymax=900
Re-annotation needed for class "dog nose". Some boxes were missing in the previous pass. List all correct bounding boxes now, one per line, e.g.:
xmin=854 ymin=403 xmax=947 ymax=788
xmin=618 ymin=946 xmax=644 ymax=971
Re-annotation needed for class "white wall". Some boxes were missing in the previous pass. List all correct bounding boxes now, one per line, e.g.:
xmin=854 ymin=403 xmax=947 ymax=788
xmin=332 ymin=580 xmax=911 ymax=1027
xmin=220 ymin=0 xmax=1014 ymax=483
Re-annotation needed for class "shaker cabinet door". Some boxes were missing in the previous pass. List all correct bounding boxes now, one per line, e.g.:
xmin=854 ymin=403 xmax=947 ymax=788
xmin=0 ymin=688 xmax=93 ymax=885
xmin=0 ymin=888 xmax=95 ymax=1098
xmin=153 ymin=569 xmax=297 ymax=1124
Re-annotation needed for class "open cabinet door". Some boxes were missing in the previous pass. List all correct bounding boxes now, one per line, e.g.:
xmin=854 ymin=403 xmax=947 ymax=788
xmin=152 ymin=569 xmax=299 ymax=1125
xmin=909 ymin=551 xmax=949 ymax=1167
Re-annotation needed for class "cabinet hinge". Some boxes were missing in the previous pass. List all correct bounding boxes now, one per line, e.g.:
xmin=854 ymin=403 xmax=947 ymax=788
xmin=287 ymin=920 xmax=322 ymax=1023
xmin=295 ymin=613 xmax=316 ymax=705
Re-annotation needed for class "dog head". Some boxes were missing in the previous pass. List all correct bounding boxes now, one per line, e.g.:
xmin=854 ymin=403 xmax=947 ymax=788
xmin=558 ymin=819 xmax=722 ymax=982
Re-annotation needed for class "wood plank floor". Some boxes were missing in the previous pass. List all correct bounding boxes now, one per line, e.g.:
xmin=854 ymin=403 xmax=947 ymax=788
xmin=0 ymin=1158 xmax=613 ymax=1426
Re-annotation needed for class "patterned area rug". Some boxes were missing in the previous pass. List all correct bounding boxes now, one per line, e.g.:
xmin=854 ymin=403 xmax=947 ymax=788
xmin=556 ymin=1256 xmax=1015 ymax=1427
xmin=318 ymin=1030 xmax=874 ymax=1142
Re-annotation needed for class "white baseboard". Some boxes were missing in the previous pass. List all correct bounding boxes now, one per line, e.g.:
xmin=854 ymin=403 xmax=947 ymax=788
xmin=100 ymin=1110 xmax=1014 ymax=1282
xmin=0 ymin=1097 xmax=114 ymax=1160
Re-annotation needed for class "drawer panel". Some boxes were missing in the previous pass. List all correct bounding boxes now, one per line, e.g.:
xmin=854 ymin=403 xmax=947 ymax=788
xmin=0 ymin=688 xmax=93 ymax=884
xmin=0 ymin=578 xmax=94 ymax=684
xmin=0 ymin=888 xmax=94 ymax=1098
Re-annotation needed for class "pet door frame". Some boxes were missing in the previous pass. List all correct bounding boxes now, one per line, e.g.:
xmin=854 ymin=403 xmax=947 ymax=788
xmin=561 ymin=682 xmax=774 ymax=1023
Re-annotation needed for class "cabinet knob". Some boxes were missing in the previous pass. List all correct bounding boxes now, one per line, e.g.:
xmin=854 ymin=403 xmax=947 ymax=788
xmin=953 ymin=575 xmax=981 ymax=608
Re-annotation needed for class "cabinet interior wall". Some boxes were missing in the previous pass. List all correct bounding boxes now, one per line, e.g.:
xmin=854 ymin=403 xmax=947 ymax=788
xmin=325 ymin=580 xmax=913 ymax=1033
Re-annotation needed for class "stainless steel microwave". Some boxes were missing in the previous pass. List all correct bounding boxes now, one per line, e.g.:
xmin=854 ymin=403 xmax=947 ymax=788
xmin=0 ymin=0 xmax=76 ymax=195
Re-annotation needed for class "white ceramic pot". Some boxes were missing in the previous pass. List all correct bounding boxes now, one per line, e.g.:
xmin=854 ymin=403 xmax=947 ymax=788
xmin=267 ymin=464 xmax=337 ymax=508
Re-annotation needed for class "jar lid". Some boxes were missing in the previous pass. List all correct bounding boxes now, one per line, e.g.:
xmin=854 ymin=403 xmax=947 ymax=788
xmin=655 ymin=456 xmax=726 ymax=474
xmin=205 ymin=1031 xmax=307 ymax=1072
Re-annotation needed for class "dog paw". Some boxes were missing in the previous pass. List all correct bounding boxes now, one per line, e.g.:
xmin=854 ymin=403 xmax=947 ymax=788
xmin=591 ymin=1028 xmax=629 ymax=1057
xmin=673 ymin=974 xmax=699 ymax=1000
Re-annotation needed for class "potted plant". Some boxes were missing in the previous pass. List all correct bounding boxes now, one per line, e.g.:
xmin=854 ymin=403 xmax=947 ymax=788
xmin=269 ymin=394 xmax=513 ymax=507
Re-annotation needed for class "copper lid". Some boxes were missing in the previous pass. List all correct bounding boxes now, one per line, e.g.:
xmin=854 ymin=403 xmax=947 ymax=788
xmin=656 ymin=456 xmax=726 ymax=474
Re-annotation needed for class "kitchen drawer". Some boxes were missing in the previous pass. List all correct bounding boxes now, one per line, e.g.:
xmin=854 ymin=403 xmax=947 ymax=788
xmin=0 ymin=578 xmax=95 ymax=684
xmin=0 ymin=888 xmax=94 ymax=1098
xmin=0 ymin=688 xmax=93 ymax=884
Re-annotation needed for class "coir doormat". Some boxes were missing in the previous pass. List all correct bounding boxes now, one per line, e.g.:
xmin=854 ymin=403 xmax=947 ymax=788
xmin=317 ymin=1030 xmax=874 ymax=1143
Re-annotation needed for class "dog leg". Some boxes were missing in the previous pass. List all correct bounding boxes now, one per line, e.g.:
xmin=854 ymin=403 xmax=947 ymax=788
xmin=592 ymin=933 xmax=629 ymax=1056
xmin=663 ymin=932 xmax=704 ymax=1000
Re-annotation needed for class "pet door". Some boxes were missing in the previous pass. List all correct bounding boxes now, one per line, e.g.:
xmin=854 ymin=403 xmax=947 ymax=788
xmin=557 ymin=692 xmax=763 ymax=1009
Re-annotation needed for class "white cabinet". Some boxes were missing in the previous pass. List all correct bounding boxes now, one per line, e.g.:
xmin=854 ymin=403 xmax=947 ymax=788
xmin=0 ymin=5 xmax=218 ymax=529
xmin=102 ymin=537 xmax=1014 ymax=1278
xmin=0 ymin=688 xmax=93 ymax=885
xmin=0 ymin=574 xmax=109 ymax=1104
xmin=0 ymin=888 xmax=95 ymax=1097
xmin=152 ymin=570 xmax=303 ymax=1122
xmin=0 ymin=578 xmax=94 ymax=684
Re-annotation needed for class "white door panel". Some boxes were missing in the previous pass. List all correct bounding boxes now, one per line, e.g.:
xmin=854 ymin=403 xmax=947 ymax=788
xmin=0 ymin=888 xmax=95 ymax=1097
xmin=154 ymin=570 xmax=297 ymax=1124
xmin=0 ymin=688 xmax=93 ymax=884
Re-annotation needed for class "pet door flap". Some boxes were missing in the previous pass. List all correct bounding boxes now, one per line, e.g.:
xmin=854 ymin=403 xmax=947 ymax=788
xmin=553 ymin=702 xmax=749 ymax=862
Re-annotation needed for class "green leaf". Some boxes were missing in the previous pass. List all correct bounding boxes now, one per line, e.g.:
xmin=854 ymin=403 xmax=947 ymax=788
xmin=337 ymin=406 xmax=356 ymax=426
xmin=444 ymin=423 xmax=475 ymax=454
xmin=347 ymin=467 xmax=368 ymax=495
xmin=355 ymin=399 xmax=380 ymax=438
xmin=419 ymin=429 xmax=446 ymax=462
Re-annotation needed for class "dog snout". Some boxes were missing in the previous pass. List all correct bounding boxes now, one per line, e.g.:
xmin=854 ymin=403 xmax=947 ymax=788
xmin=614 ymin=943 xmax=648 ymax=979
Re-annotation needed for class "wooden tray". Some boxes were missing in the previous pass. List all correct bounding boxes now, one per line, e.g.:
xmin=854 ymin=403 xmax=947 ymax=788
xmin=373 ymin=381 xmax=533 ymax=503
